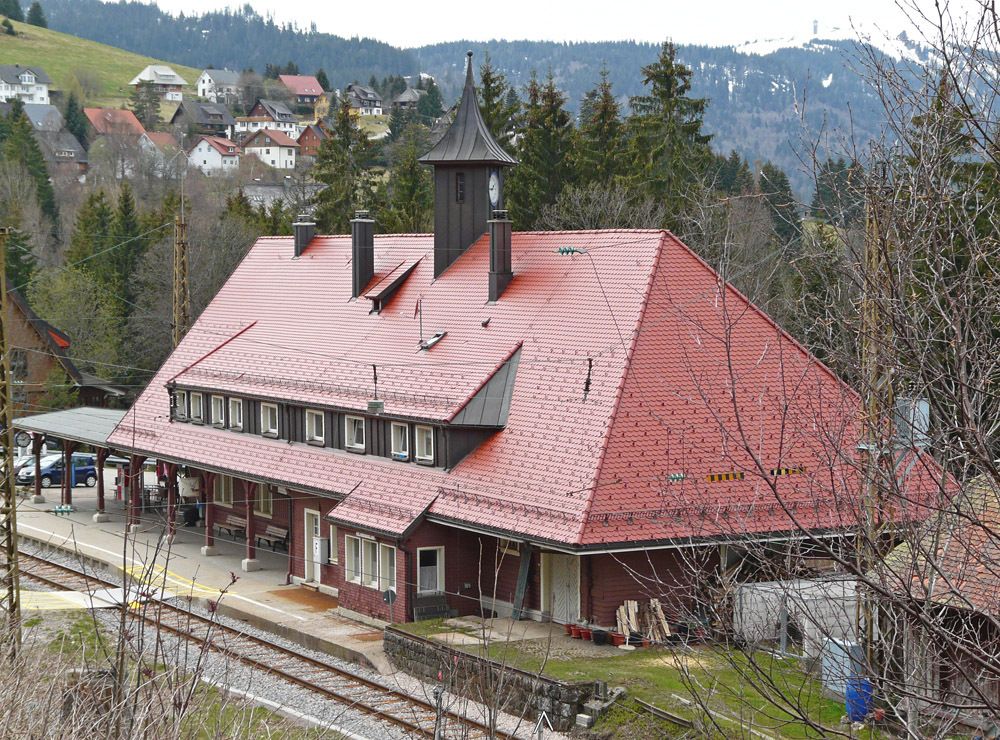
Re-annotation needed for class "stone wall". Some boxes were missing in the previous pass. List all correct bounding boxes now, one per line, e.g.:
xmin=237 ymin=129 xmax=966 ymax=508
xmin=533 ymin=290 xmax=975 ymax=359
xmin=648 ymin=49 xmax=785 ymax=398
xmin=383 ymin=627 xmax=592 ymax=731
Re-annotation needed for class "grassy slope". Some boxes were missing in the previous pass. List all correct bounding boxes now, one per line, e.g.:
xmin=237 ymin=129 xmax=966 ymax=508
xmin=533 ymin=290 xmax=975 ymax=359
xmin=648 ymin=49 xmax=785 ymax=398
xmin=0 ymin=18 xmax=200 ymax=101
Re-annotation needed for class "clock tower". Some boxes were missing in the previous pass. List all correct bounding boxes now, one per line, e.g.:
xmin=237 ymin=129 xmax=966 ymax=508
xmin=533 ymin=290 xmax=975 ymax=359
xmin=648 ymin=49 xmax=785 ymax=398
xmin=419 ymin=51 xmax=518 ymax=278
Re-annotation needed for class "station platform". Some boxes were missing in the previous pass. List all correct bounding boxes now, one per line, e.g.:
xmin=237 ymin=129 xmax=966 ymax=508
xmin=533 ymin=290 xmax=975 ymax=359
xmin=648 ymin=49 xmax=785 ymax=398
xmin=13 ymin=469 xmax=391 ymax=673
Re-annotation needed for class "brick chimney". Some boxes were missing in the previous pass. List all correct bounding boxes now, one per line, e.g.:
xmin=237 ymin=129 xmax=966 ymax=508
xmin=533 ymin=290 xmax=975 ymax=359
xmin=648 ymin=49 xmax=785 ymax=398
xmin=351 ymin=210 xmax=375 ymax=298
xmin=488 ymin=209 xmax=513 ymax=302
xmin=292 ymin=215 xmax=315 ymax=258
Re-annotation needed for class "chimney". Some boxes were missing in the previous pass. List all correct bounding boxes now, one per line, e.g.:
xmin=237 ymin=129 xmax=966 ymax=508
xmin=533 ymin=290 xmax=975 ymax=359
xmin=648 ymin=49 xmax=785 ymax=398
xmin=292 ymin=215 xmax=315 ymax=258
xmin=488 ymin=209 xmax=513 ymax=302
xmin=351 ymin=210 xmax=375 ymax=298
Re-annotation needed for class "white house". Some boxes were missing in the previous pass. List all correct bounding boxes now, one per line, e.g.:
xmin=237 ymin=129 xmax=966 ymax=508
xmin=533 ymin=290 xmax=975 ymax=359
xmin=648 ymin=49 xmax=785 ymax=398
xmin=196 ymin=69 xmax=241 ymax=105
xmin=187 ymin=135 xmax=242 ymax=175
xmin=0 ymin=65 xmax=52 ymax=104
xmin=243 ymin=129 xmax=298 ymax=170
xmin=130 ymin=65 xmax=188 ymax=101
xmin=234 ymin=99 xmax=300 ymax=139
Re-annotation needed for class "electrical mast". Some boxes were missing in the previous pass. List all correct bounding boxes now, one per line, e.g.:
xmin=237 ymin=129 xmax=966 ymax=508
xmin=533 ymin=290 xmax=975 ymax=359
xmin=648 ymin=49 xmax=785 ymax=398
xmin=172 ymin=209 xmax=189 ymax=348
xmin=0 ymin=226 xmax=22 ymax=655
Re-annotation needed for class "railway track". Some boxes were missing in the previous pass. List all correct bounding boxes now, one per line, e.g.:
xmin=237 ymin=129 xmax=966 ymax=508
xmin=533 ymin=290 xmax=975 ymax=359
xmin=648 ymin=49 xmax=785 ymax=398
xmin=13 ymin=550 xmax=511 ymax=740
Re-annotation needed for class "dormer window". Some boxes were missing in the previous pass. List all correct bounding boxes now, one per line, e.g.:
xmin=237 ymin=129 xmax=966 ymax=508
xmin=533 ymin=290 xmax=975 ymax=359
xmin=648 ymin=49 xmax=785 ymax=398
xmin=210 ymin=395 xmax=225 ymax=426
xmin=416 ymin=425 xmax=434 ymax=463
xmin=345 ymin=415 xmax=365 ymax=451
xmin=391 ymin=423 xmax=409 ymax=460
xmin=189 ymin=393 xmax=204 ymax=423
xmin=175 ymin=390 xmax=188 ymax=419
xmin=306 ymin=409 xmax=325 ymax=444
xmin=229 ymin=398 xmax=243 ymax=430
xmin=261 ymin=402 xmax=279 ymax=437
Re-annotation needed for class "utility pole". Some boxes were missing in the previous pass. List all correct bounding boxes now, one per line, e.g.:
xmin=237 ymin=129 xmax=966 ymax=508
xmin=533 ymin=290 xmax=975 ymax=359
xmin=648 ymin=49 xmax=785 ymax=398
xmin=172 ymin=212 xmax=189 ymax=347
xmin=0 ymin=226 xmax=22 ymax=656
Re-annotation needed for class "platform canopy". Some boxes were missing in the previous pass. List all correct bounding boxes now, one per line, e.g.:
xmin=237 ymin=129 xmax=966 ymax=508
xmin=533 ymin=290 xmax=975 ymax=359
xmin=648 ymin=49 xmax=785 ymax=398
xmin=14 ymin=407 xmax=126 ymax=448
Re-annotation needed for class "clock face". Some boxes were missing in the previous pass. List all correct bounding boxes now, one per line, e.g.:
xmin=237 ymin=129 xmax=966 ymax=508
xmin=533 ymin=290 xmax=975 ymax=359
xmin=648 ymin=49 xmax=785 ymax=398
xmin=488 ymin=171 xmax=500 ymax=207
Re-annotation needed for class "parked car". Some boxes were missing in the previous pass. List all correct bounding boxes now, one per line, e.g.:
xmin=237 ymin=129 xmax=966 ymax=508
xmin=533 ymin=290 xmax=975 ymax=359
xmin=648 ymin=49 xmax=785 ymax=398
xmin=16 ymin=453 xmax=98 ymax=488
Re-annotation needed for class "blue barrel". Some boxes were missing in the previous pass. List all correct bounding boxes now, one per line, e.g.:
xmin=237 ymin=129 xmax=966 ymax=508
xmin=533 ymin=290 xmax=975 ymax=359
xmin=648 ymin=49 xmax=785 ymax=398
xmin=845 ymin=677 xmax=873 ymax=721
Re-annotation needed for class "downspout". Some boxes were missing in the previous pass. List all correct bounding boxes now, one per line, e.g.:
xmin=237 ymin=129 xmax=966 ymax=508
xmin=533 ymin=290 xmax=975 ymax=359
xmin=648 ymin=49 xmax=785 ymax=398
xmin=396 ymin=538 xmax=410 ymax=624
xmin=285 ymin=492 xmax=293 ymax=584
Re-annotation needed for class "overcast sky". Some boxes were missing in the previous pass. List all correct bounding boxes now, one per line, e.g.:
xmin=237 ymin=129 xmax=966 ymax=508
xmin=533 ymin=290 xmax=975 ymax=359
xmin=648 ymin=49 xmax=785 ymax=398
xmin=146 ymin=0 xmax=954 ymax=48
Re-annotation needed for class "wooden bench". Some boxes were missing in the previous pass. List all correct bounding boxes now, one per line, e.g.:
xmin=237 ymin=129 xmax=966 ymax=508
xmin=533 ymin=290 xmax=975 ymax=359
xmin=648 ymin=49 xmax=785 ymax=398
xmin=216 ymin=513 xmax=246 ymax=538
xmin=256 ymin=524 xmax=288 ymax=551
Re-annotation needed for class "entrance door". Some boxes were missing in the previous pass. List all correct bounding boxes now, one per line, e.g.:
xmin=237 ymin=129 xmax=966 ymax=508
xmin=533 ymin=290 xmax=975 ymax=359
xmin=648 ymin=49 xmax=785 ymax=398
xmin=304 ymin=510 xmax=320 ymax=583
xmin=417 ymin=547 xmax=443 ymax=592
xmin=543 ymin=553 xmax=580 ymax=624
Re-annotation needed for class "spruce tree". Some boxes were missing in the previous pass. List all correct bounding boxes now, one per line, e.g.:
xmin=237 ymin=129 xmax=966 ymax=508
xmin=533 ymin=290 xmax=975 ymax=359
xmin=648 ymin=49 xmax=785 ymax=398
xmin=111 ymin=183 xmax=145 ymax=301
xmin=416 ymin=78 xmax=444 ymax=120
xmin=386 ymin=105 xmax=413 ymax=143
xmin=129 ymin=81 xmax=162 ymax=131
xmin=0 ymin=0 xmax=23 ymax=22
xmin=628 ymin=41 xmax=713 ymax=223
xmin=759 ymin=161 xmax=801 ymax=244
xmin=477 ymin=53 xmax=519 ymax=151
xmin=63 ymin=92 xmax=88 ymax=148
xmin=378 ymin=123 xmax=432 ymax=234
xmin=283 ymin=61 xmax=299 ymax=75
xmin=24 ymin=1 xmax=44 ymax=27
xmin=575 ymin=66 xmax=624 ymax=184
xmin=5 ymin=108 xmax=56 ymax=222
xmin=1 ymin=17 xmax=13 ymax=34
xmin=1 ymin=211 xmax=35 ymax=288
xmin=65 ymin=189 xmax=115 ymax=286
xmin=315 ymin=68 xmax=330 ymax=91
xmin=506 ymin=71 xmax=573 ymax=230
xmin=713 ymin=150 xmax=754 ymax=195
xmin=313 ymin=97 xmax=376 ymax=233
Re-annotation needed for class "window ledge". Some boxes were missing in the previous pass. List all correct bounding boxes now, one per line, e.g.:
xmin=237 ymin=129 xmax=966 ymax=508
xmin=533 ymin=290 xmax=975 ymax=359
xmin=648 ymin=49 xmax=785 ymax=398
xmin=190 ymin=419 xmax=204 ymax=426
xmin=391 ymin=454 xmax=409 ymax=462
xmin=307 ymin=439 xmax=325 ymax=447
xmin=262 ymin=432 xmax=278 ymax=439
xmin=416 ymin=458 xmax=435 ymax=467
xmin=345 ymin=445 xmax=366 ymax=454
xmin=212 ymin=422 xmax=224 ymax=429
xmin=228 ymin=426 xmax=243 ymax=432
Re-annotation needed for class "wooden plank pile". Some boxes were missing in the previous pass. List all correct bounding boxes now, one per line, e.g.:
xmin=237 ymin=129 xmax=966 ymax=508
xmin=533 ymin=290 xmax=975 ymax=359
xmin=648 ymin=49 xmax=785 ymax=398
xmin=615 ymin=599 xmax=671 ymax=641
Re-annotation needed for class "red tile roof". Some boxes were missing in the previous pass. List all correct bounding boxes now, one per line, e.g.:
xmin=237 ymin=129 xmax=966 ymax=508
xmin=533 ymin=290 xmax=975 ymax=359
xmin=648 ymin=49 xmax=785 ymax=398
xmin=84 ymin=107 xmax=145 ymax=135
xmin=244 ymin=129 xmax=299 ymax=149
xmin=190 ymin=136 xmax=241 ymax=157
xmin=144 ymin=132 xmax=179 ymax=151
xmin=279 ymin=75 xmax=324 ymax=96
xmin=107 ymin=229 xmax=941 ymax=548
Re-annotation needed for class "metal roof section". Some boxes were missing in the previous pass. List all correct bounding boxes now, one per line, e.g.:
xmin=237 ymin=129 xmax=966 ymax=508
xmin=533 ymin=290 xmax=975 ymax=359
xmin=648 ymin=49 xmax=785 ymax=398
xmin=14 ymin=408 xmax=126 ymax=448
xmin=418 ymin=52 xmax=518 ymax=166
xmin=449 ymin=346 xmax=520 ymax=427
xmin=364 ymin=258 xmax=422 ymax=313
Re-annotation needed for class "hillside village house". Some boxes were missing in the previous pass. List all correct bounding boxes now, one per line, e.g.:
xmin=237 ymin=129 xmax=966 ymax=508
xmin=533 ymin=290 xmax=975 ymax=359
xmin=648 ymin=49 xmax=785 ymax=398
xmin=234 ymin=99 xmax=300 ymax=138
xmin=169 ymin=99 xmax=236 ymax=139
xmin=279 ymin=75 xmax=324 ymax=106
xmin=187 ymin=135 xmax=241 ymax=175
xmin=0 ymin=64 xmax=52 ymax=104
xmin=0 ymin=102 xmax=87 ymax=179
xmin=313 ymin=91 xmax=332 ymax=122
xmin=345 ymin=84 xmax=382 ymax=116
xmin=296 ymin=123 xmax=327 ymax=158
xmin=243 ymin=129 xmax=298 ymax=169
xmin=130 ymin=65 xmax=188 ymax=101
xmin=196 ymin=68 xmax=241 ymax=105
xmin=14 ymin=53 xmax=941 ymax=628
xmin=84 ymin=107 xmax=145 ymax=137
xmin=393 ymin=87 xmax=426 ymax=111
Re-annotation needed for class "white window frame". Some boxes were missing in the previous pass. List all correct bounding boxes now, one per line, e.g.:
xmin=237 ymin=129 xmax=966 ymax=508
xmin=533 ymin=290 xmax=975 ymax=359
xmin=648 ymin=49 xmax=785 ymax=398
xmin=328 ymin=525 xmax=338 ymax=564
xmin=345 ymin=415 xmax=365 ymax=451
xmin=415 ymin=425 xmax=434 ymax=462
xmin=379 ymin=543 xmax=396 ymax=591
xmin=214 ymin=475 xmax=233 ymax=507
xmin=261 ymin=402 xmax=279 ymax=437
xmin=416 ymin=546 xmax=445 ymax=594
xmin=345 ymin=535 xmax=361 ymax=583
xmin=499 ymin=538 xmax=521 ymax=557
xmin=211 ymin=395 xmax=225 ymax=427
xmin=189 ymin=393 xmax=204 ymax=422
xmin=306 ymin=409 xmax=325 ymax=444
xmin=175 ymin=389 xmax=188 ymax=419
xmin=390 ymin=422 xmax=409 ymax=460
xmin=362 ymin=539 xmax=379 ymax=589
xmin=229 ymin=398 xmax=243 ymax=430
xmin=254 ymin=483 xmax=273 ymax=518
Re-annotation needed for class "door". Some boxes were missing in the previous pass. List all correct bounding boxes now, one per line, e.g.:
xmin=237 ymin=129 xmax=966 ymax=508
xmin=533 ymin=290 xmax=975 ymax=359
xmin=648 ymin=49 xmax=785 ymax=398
xmin=304 ymin=510 xmax=321 ymax=583
xmin=417 ymin=547 xmax=443 ymax=593
xmin=543 ymin=553 xmax=580 ymax=624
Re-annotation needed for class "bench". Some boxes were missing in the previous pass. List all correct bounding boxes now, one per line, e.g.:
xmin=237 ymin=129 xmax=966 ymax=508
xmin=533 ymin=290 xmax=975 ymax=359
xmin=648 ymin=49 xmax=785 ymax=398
xmin=255 ymin=524 xmax=289 ymax=551
xmin=216 ymin=513 xmax=246 ymax=538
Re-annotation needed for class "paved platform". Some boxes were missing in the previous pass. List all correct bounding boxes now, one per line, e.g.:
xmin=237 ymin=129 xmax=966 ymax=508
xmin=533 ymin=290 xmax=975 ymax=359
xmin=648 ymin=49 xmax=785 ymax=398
xmin=14 ymin=469 xmax=391 ymax=673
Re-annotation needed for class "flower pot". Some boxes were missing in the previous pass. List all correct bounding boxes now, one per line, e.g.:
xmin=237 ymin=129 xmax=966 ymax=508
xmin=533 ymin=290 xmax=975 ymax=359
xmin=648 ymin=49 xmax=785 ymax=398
xmin=641 ymin=638 xmax=651 ymax=647
xmin=611 ymin=632 xmax=626 ymax=646
xmin=581 ymin=628 xmax=593 ymax=640
xmin=570 ymin=625 xmax=582 ymax=638
xmin=564 ymin=623 xmax=573 ymax=636
xmin=592 ymin=629 xmax=608 ymax=646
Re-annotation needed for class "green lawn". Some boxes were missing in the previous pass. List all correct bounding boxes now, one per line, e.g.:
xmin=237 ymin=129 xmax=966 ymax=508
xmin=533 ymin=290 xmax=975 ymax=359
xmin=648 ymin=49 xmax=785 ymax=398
xmin=0 ymin=19 xmax=200 ymax=101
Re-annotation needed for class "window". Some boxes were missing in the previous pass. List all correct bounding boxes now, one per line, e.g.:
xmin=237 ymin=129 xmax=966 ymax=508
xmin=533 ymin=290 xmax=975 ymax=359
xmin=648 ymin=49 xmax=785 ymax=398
xmin=379 ymin=544 xmax=396 ymax=591
xmin=254 ymin=483 xmax=273 ymax=517
xmin=214 ymin=475 xmax=233 ymax=506
xmin=329 ymin=525 xmax=338 ymax=563
xmin=345 ymin=415 xmax=365 ymax=450
xmin=175 ymin=390 xmax=188 ymax=419
xmin=229 ymin=398 xmax=243 ymax=430
xmin=190 ymin=393 xmax=204 ymax=422
xmin=499 ymin=538 xmax=521 ymax=556
xmin=391 ymin=423 xmax=409 ymax=460
xmin=211 ymin=396 xmax=225 ymax=426
xmin=10 ymin=349 xmax=26 ymax=378
xmin=306 ymin=409 xmax=325 ymax=443
xmin=261 ymin=403 xmax=279 ymax=436
xmin=362 ymin=539 xmax=379 ymax=588
xmin=415 ymin=425 xmax=434 ymax=462
xmin=455 ymin=172 xmax=465 ymax=203
xmin=345 ymin=535 xmax=361 ymax=583
xmin=417 ymin=547 xmax=444 ymax=593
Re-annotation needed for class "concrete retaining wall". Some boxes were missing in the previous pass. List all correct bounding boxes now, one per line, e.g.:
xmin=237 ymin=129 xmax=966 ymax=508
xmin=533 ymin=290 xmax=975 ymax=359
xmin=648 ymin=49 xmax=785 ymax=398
xmin=383 ymin=627 xmax=591 ymax=731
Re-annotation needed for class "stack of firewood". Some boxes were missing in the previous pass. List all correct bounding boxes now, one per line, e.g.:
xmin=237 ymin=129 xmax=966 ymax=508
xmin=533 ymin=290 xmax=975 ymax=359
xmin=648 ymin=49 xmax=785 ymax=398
xmin=615 ymin=599 xmax=672 ymax=641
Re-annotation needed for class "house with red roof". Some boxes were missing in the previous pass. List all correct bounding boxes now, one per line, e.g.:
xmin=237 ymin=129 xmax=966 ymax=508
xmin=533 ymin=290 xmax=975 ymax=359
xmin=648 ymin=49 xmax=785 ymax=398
xmin=278 ymin=75 xmax=325 ymax=106
xmin=98 ymin=53 xmax=939 ymax=627
xmin=187 ymin=135 xmax=241 ymax=175
xmin=296 ymin=123 xmax=327 ymax=158
xmin=84 ymin=108 xmax=145 ymax=137
xmin=243 ymin=129 xmax=298 ymax=170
